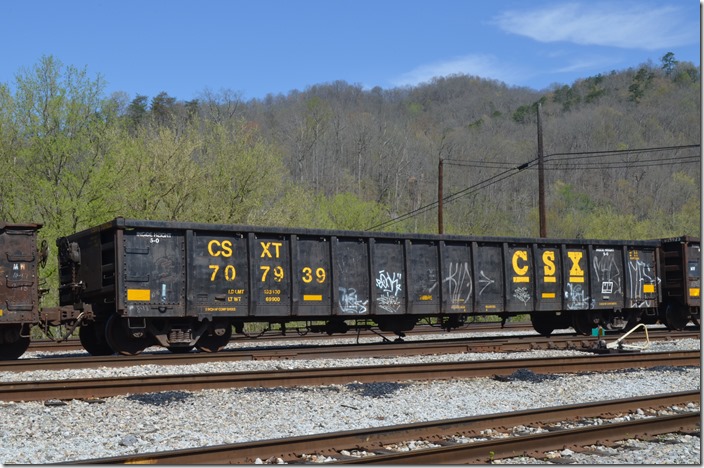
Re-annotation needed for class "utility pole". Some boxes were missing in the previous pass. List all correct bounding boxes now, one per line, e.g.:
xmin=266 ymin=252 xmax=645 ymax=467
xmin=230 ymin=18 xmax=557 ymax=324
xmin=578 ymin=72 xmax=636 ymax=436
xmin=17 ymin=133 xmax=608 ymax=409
xmin=438 ymin=157 xmax=444 ymax=234
xmin=537 ymin=103 xmax=547 ymax=238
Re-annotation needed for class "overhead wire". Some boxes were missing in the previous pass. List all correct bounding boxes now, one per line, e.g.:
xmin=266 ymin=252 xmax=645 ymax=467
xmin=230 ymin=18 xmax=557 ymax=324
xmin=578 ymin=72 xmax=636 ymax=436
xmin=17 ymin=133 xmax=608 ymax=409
xmin=365 ymin=143 xmax=700 ymax=232
xmin=366 ymin=158 xmax=537 ymax=231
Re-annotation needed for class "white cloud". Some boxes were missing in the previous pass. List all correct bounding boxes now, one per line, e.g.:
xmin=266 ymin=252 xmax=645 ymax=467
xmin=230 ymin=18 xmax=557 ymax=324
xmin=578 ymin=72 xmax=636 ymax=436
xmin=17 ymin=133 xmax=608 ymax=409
xmin=493 ymin=2 xmax=697 ymax=51
xmin=390 ymin=54 xmax=514 ymax=87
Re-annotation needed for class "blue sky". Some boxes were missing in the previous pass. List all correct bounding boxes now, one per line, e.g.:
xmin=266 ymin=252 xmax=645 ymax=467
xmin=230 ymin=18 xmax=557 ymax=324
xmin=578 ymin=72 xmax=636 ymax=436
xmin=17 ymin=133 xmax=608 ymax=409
xmin=1 ymin=0 xmax=700 ymax=101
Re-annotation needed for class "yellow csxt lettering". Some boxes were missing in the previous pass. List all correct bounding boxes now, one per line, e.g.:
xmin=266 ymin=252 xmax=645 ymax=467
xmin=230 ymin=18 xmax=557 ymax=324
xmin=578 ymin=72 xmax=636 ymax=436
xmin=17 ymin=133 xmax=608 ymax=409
xmin=567 ymin=251 xmax=585 ymax=282
xmin=543 ymin=250 xmax=557 ymax=283
xmin=208 ymin=240 xmax=233 ymax=257
xmin=302 ymin=267 xmax=327 ymax=284
xmin=260 ymin=242 xmax=282 ymax=258
xmin=512 ymin=250 xmax=529 ymax=275
xmin=512 ymin=250 xmax=529 ymax=283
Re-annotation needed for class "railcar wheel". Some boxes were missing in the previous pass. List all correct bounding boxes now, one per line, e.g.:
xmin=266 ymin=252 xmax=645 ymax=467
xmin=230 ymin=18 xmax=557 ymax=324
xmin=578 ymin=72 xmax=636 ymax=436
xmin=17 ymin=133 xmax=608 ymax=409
xmin=105 ymin=315 xmax=150 ymax=356
xmin=663 ymin=304 xmax=689 ymax=331
xmin=0 ymin=325 xmax=30 ymax=360
xmin=79 ymin=322 xmax=114 ymax=356
xmin=572 ymin=311 xmax=599 ymax=335
xmin=530 ymin=313 xmax=556 ymax=337
xmin=196 ymin=321 xmax=232 ymax=353
xmin=0 ymin=337 xmax=30 ymax=360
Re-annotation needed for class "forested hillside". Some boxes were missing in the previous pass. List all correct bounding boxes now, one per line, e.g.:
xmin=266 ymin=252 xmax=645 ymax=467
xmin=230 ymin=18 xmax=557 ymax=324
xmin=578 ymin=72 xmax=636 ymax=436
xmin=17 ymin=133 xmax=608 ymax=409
xmin=0 ymin=54 xmax=699 ymax=278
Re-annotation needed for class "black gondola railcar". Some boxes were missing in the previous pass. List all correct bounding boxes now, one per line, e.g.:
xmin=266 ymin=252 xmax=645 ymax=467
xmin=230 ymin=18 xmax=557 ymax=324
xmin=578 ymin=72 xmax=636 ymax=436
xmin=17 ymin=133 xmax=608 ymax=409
xmin=54 ymin=217 xmax=698 ymax=356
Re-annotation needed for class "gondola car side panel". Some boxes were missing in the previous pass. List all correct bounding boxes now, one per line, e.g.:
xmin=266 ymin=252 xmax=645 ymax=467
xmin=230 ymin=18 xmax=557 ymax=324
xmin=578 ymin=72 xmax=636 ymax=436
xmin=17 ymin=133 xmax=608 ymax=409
xmin=533 ymin=243 xmax=562 ymax=311
xmin=473 ymin=241 xmax=504 ymax=313
xmin=562 ymin=245 xmax=590 ymax=310
xmin=249 ymin=232 xmax=290 ymax=317
xmin=625 ymin=246 xmax=658 ymax=308
xmin=332 ymin=236 xmax=370 ymax=316
xmin=589 ymin=245 xmax=625 ymax=310
xmin=119 ymin=228 xmax=186 ymax=318
xmin=440 ymin=241 xmax=473 ymax=314
xmin=292 ymin=234 xmax=331 ymax=316
xmin=187 ymin=230 xmax=249 ymax=319
xmin=505 ymin=243 xmax=534 ymax=312
xmin=406 ymin=240 xmax=441 ymax=315
xmin=371 ymin=239 xmax=406 ymax=315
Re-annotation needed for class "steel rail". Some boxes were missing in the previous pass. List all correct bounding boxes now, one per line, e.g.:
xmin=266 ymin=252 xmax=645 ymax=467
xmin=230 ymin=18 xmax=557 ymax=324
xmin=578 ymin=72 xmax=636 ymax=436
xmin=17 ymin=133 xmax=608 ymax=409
xmin=1 ymin=350 xmax=699 ymax=402
xmin=337 ymin=412 xmax=700 ymax=464
xmin=65 ymin=390 xmax=700 ymax=464
xmin=7 ymin=329 xmax=699 ymax=373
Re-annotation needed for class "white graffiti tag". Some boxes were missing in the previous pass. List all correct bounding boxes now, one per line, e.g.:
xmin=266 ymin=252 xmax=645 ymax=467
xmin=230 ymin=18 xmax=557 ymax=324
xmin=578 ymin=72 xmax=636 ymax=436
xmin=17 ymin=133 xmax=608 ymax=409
xmin=338 ymin=287 xmax=368 ymax=314
xmin=376 ymin=270 xmax=402 ymax=313
xmin=478 ymin=270 xmax=495 ymax=296
xmin=443 ymin=262 xmax=473 ymax=305
xmin=565 ymin=283 xmax=590 ymax=310
xmin=513 ymin=287 xmax=531 ymax=305
xmin=628 ymin=259 xmax=658 ymax=307
xmin=593 ymin=249 xmax=622 ymax=296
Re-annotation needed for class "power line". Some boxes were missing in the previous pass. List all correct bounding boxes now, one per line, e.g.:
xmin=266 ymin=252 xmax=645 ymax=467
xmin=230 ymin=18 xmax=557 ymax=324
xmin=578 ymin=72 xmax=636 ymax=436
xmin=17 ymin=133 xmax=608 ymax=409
xmin=443 ymin=159 xmax=518 ymax=169
xmin=544 ymin=144 xmax=700 ymax=162
xmin=366 ymin=159 xmax=537 ymax=231
xmin=365 ymin=143 xmax=700 ymax=232
xmin=542 ymin=158 xmax=700 ymax=170
xmin=540 ymin=154 xmax=700 ymax=170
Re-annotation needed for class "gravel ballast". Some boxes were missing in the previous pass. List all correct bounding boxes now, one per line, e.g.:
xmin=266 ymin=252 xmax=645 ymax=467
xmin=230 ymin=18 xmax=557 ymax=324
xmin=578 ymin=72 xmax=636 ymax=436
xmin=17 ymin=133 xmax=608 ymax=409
xmin=0 ymin=335 xmax=700 ymax=464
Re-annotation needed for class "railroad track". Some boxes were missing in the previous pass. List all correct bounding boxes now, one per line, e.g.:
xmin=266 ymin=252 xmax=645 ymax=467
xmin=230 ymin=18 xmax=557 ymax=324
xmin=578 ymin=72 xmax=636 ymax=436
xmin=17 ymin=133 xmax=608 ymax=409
xmin=67 ymin=390 xmax=701 ymax=464
xmin=6 ymin=329 xmax=700 ymax=373
xmin=1 ymin=350 xmax=698 ymax=402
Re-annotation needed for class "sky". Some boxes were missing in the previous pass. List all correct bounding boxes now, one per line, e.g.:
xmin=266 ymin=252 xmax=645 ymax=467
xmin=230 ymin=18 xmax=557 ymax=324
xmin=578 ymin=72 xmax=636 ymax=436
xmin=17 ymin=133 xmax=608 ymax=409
xmin=1 ymin=0 xmax=700 ymax=102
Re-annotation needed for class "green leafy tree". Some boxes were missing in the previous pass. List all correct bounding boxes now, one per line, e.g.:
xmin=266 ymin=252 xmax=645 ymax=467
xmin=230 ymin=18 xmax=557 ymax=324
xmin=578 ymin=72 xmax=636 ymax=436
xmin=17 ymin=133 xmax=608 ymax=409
xmin=628 ymin=67 xmax=654 ymax=102
xmin=194 ymin=120 xmax=289 ymax=224
xmin=316 ymin=192 xmax=387 ymax=230
xmin=126 ymin=94 xmax=149 ymax=132
xmin=5 ymin=55 xmax=118 ymax=231
xmin=0 ymin=56 xmax=120 ymax=300
xmin=661 ymin=52 xmax=678 ymax=76
xmin=112 ymin=124 xmax=202 ymax=220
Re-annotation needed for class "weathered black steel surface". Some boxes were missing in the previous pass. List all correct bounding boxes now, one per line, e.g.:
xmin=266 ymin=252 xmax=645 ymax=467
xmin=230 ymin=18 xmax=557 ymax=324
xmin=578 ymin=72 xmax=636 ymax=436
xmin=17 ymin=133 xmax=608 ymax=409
xmin=57 ymin=217 xmax=677 ymax=321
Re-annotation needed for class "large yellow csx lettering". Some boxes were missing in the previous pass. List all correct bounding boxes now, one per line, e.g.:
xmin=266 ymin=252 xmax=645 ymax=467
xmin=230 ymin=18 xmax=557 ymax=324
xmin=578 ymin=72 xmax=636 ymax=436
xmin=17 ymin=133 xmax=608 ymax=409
xmin=567 ymin=251 xmax=585 ymax=283
xmin=512 ymin=250 xmax=560 ymax=285
xmin=512 ymin=250 xmax=529 ymax=283
xmin=260 ymin=241 xmax=283 ymax=258
xmin=543 ymin=250 xmax=557 ymax=283
xmin=208 ymin=240 xmax=233 ymax=257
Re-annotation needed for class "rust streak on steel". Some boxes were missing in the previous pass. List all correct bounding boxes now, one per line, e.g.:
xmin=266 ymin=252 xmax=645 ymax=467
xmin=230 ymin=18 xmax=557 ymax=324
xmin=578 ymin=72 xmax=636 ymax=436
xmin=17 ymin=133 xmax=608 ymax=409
xmin=67 ymin=391 xmax=700 ymax=464
xmin=0 ymin=350 xmax=699 ymax=402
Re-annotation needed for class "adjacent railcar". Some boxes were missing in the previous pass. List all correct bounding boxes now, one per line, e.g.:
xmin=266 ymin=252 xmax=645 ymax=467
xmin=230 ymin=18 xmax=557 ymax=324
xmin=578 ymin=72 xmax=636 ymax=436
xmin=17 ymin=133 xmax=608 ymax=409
xmin=659 ymin=236 xmax=701 ymax=329
xmin=0 ymin=222 xmax=84 ymax=359
xmin=56 ymin=217 xmax=681 ymax=356
xmin=0 ymin=222 xmax=43 ymax=359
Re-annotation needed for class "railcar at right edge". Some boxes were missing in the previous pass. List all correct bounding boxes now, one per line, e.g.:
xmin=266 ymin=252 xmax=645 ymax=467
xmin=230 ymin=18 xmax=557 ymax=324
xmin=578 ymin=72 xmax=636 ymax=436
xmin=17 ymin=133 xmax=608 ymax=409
xmin=657 ymin=236 xmax=700 ymax=330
